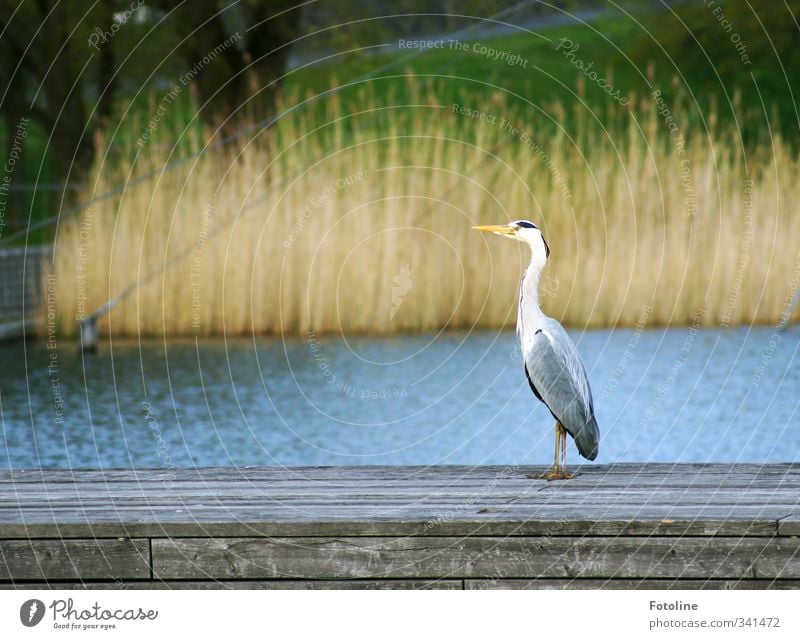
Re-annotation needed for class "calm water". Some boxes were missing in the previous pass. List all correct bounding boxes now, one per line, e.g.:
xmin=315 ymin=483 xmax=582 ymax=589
xmin=1 ymin=327 xmax=798 ymax=469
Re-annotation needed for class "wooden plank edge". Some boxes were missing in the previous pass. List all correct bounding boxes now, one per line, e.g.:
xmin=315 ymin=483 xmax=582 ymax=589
xmin=0 ymin=578 xmax=462 ymax=589
xmin=466 ymin=578 xmax=800 ymax=590
xmin=0 ymin=518 xmax=785 ymax=538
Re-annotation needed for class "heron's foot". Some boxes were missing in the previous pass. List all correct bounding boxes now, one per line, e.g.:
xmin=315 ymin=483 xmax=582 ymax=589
xmin=528 ymin=469 xmax=575 ymax=481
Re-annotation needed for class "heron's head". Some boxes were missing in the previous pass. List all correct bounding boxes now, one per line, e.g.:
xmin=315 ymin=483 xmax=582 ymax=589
xmin=473 ymin=220 xmax=550 ymax=264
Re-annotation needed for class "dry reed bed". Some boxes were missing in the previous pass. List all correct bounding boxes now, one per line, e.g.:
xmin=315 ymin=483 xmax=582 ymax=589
xmin=51 ymin=87 xmax=800 ymax=336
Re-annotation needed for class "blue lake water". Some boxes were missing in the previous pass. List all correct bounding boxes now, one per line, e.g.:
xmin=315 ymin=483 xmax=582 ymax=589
xmin=0 ymin=327 xmax=798 ymax=469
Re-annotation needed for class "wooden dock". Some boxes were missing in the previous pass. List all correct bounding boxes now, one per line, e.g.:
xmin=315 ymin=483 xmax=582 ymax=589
xmin=1 ymin=464 xmax=799 ymax=589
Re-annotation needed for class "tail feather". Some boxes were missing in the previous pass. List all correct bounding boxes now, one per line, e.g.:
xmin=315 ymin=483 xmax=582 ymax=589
xmin=573 ymin=415 xmax=599 ymax=461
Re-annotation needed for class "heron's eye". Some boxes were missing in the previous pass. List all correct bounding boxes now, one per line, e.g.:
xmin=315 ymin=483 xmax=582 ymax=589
xmin=515 ymin=220 xmax=537 ymax=229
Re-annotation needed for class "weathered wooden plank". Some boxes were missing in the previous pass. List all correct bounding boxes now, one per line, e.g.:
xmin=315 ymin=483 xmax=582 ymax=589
xmin=0 ymin=501 xmax=787 ymax=538
xmin=466 ymin=579 xmax=800 ymax=590
xmin=1 ymin=463 xmax=797 ymax=483
xmin=152 ymin=536 xmax=800 ymax=580
xmin=0 ymin=502 xmax=787 ymax=522
xmin=4 ymin=488 xmax=799 ymax=512
xmin=6 ymin=494 xmax=796 ymax=513
xmin=0 ymin=465 xmax=796 ymax=586
xmin=3 ymin=463 xmax=796 ymax=479
xmin=2 ymin=498 xmax=793 ymax=516
xmin=777 ymin=515 xmax=800 ymax=536
xmin=3 ymin=469 xmax=798 ymax=501
xmin=1 ymin=465 xmax=797 ymax=540
xmin=0 ymin=579 xmax=462 ymax=590
xmin=0 ymin=483 xmax=546 ymax=497
xmin=6 ymin=483 xmax=799 ymax=500
xmin=6 ymin=576 xmax=800 ymax=589
xmin=7 ymin=479 xmax=799 ymax=498
xmin=0 ymin=466 xmax=527 ymax=483
xmin=2 ymin=487 xmax=792 ymax=507
xmin=0 ymin=539 xmax=150 ymax=580
xmin=0 ymin=497 xmax=538 ymax=509
xmin=0 ymin=513 xmax=789 ymax=539
xmin=4 ymin=519 xmax=777 ymax=539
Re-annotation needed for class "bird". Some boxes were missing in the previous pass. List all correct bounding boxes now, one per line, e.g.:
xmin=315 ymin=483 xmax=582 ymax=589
xmin=473 ymin=220 xmax=599 ymax=479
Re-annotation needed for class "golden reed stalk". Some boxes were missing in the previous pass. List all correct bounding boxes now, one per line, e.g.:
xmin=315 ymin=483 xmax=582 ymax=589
xmin=50 ymin=84 xmax=800 ymax=336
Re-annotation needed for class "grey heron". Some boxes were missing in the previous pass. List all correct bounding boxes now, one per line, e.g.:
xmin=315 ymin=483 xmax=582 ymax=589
xmin=474 ymin=220 xmax=599 ymax=479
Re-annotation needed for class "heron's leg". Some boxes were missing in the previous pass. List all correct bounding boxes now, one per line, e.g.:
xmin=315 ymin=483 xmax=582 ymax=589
xmin=554 ymin=422 xmax=575 ymax=480
xmin=552 ymin=420 xmax=560 ymax=473
xmin=533 ymin=421 xmax=571 ymax=480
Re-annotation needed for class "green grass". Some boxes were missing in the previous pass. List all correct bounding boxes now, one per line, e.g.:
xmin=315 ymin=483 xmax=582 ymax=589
xmin=283 ymin=9 xmax=793 ymax=144
xmin=287 ymin=17 xmax=639 ymax=105
xmin=2 ymin=4 xmax=796 ymax=246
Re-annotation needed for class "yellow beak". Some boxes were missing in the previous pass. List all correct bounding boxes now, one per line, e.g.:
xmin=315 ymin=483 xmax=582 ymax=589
xmin=472 ymin=224 xmax=516 ymax=236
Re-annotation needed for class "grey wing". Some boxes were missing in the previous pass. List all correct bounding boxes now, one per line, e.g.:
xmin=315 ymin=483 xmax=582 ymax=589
xmin=523 ymin=325 xmax=599 ymax=460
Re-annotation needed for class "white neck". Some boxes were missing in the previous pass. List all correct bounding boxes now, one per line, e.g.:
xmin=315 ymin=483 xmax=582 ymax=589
xmin=518 ymin=254 xmax=548 ymax=350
